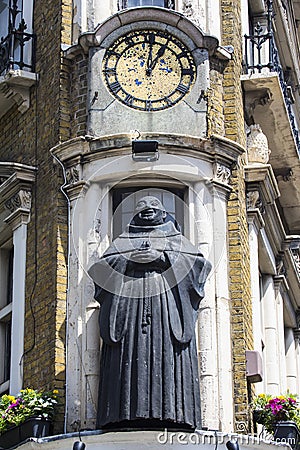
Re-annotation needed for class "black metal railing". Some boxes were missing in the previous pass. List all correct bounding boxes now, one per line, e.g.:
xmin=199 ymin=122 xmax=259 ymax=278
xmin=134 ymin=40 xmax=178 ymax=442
xmin=244 ymin=0 xmax=300 ymax=154
xmin=0 ymin=0 xmax=35 ymax=74
xmin=244 ymin=0 xmax=274 ymax=73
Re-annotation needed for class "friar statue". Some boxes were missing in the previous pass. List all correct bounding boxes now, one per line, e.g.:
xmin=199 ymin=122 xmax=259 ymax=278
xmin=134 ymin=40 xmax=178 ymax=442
xmin=88 ymin=196 xmax=211 ymax=430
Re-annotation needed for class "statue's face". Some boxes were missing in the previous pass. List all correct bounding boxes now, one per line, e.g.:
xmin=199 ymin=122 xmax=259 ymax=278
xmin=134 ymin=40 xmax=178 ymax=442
xmin=133 ymin=196 xmax=167 ymax=225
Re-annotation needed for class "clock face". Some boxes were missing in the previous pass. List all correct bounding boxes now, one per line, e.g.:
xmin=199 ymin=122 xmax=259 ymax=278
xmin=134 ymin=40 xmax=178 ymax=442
xmin=102 ymin=29 xmax=196 ymax=111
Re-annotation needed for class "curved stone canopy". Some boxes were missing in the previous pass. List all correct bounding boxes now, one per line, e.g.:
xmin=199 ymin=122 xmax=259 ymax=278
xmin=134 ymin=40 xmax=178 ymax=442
xmin=76 ymin=7 xmax=219 ymax=54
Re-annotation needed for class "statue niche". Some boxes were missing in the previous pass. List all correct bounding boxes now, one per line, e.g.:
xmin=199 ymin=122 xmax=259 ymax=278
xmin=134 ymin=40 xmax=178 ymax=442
xmin=88 ymin=196 xmax=211 ymax=430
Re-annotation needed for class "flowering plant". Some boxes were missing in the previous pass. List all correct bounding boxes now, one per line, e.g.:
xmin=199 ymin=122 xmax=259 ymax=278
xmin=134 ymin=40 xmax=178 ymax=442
xmin=0 ymin=388 xmax=58 ymax=435
xmin=252 ymin=393 xmax=300 ymax=434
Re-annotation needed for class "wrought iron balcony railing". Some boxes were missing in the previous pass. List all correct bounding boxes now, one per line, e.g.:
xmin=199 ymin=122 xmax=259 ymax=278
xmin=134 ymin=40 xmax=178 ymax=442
xmin=243 ymin=0 xmax=300 ymax=154
xmin=0 ymin=0 xmax=35 ymax=75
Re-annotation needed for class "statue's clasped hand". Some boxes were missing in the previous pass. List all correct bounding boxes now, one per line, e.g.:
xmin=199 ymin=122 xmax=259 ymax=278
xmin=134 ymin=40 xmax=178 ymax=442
xmin=130 ymin=241 xmax=162 ymax=263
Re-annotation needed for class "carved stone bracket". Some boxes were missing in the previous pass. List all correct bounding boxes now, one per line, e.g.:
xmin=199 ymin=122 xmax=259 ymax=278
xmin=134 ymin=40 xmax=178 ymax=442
xmin=246 ymin=189 xmax=264 ymax=213
xmin=213 ymin=163 xmax=231 ymax=184
xmin=275 ymin=254 xmax=286 ymax=277
xmin=244 ymin=88 xmax=273 ymax=124
xmin=246 ymin=124 xmax=270 ymax=164
xmin=181 ymin=0 xmax=203 ymax=28
xmin=5 ymin=190 xmax=32 ymax=213
xmin=66 ymin=167 xmax=80 ymax=185
xmin=291 ymin=248 xmax=300 ymax=277
xmin=0 ymin=70 xmax=38 ymax=118
xmin=64 ymin=181 xmax=90 ymax=202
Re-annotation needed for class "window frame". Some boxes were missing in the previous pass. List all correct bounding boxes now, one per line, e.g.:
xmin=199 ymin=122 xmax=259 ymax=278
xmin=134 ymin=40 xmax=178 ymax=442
xmin=117 ymin=0 xmax=175 ymax=10
xmin=0 ymin=162 xmax=35 ymax=395
xmin=0 ymin=242 xmax=13 ymax=391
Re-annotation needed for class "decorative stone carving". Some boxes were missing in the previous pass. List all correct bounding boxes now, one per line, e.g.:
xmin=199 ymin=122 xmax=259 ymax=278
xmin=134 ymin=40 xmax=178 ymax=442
xmin=5 ymin=190 xmax=32 ymax=213
xmin=246 ymin=190 xmax=260 ymax=210
xmin=291 ymin=248 xmax=300 ymax=277
xmin=276 ymin=255 xmax=286 ymax=276
xmin=213 ymin=163 xmax=231 ymax=184
xmin=246 ymin=124 xmax=270 ymax=164
xmin=66 ymin=167 xmax=80 ymax=185
xmin=181 ymin=0 xmax=203 ymax=28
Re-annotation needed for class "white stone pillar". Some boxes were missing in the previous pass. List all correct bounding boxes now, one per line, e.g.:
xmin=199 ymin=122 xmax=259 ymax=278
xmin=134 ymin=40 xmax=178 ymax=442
xmin=295 ymin=333 xmax=300 ymax=394
xmin=247 ymin=211 xmax=264 ymax=354
xmin=10 ymin=223 xmax=27 ymax=394
xmin=275 ymin=291 xmax=286 ymax=392
xmin=4 ymin=207 xmax=31 ymax=395
xmin=262 ymin=275 xmax=280 ymax=394
xmin=194 ymin=182 xmax=219 ymax=431
xmin=65 ymin=179 xmax=92 ymax=431
xmin=196 ymin=172 xmax=233 ymax=432
xmin=285 ymin=328 xmax=298 ymax=393
xmin=211 ymin=179 xmax=233 ymax=432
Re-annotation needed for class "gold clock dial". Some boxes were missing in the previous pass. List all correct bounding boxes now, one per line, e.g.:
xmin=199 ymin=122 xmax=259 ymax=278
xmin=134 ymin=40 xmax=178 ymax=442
xmin=102 ymin=29 xmax=196 ymax=111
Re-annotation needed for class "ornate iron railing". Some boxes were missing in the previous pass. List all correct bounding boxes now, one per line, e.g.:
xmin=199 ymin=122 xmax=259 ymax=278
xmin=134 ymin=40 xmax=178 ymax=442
xmin=0 ymin=0 xmax=35 ymax=74
xmin=244 ymin=0 xmax=300 ymax=153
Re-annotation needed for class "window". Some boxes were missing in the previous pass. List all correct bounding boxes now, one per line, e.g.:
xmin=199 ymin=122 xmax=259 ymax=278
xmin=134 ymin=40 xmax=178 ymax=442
xmin=0 ymin=245 xmax=13 ymax=392
xmin=118 ymin=0 xmax=175 ymax=10
xmin=112 ymin=186 xmax=185 ymax=238
xmin=0 ymin=163 xmax=35 ymax=395
xmin=0 ymin=0 xmax=34 ymax=74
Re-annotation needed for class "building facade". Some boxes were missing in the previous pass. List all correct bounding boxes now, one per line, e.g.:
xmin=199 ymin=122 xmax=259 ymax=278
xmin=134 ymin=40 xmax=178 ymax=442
xmin=0 ymin=0 xmax=300 ymax=442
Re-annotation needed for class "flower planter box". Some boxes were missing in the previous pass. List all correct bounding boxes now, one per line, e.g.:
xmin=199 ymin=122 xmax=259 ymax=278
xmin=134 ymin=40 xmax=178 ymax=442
xmin=0 ymin=417 xmax=52 ymax=449
xmin=274 ymin=421 xmax=300 ymax=450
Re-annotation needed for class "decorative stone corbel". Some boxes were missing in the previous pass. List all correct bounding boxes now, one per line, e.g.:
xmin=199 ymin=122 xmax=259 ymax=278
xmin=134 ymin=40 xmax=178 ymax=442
xmin=246 ymin=189 xmax=264 ymax=213
xmin=0 ymin=70 xmax=38 ymax=117
xmin=275 ymin=254 xmax=286 ymax=276
xmin=4 ymin=190 xmax=32 ymax=213
xmin=244 ymin=89 xmax=272 ymax=124
xmin=213 ymin=163 xmax=231 ymax=184
xmin=291 ymin=247 xmax=300 ymax=276
xmin=246 ymin=124 xmax=270 ymax=164
xmin=66 ymin=167 xmax=80 ymax=185
xmin=181 ymin=0 xmax=203 ymax=27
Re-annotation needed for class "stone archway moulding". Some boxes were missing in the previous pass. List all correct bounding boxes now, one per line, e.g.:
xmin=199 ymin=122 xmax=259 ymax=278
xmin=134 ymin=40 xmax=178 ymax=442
xmin=71 ymin=7 xmax=219 ymax=54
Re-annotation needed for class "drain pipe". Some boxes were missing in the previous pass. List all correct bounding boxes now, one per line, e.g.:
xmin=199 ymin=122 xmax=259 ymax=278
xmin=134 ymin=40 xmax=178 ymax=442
xmin=50 ymin=148 xmax=71 ymax=434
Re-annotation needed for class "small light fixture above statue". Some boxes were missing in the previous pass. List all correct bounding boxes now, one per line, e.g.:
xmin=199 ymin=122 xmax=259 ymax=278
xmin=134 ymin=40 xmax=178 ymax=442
xmin=132 ymin=140 xmax=159 ymax=162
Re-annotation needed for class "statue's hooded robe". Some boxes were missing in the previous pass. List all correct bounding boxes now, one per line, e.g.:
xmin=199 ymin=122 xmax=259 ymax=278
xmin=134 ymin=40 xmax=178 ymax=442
xmin=88 ymin=219 xmax=211 ymax=430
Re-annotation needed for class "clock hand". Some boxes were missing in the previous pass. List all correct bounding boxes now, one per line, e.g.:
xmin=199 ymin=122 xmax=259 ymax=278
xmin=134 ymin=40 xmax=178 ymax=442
xmin=146 ymin=33 xmax=155 ymax=76
xmin=150 ymin=42 xmax=168 ymax=71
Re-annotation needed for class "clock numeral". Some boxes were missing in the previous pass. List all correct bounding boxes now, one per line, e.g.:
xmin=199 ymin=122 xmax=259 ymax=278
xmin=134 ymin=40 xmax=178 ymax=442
xmin=125 ymin=94 xmax=134 ymax=106
xmin=177 ymin=51 xmax=187 ymax=59
xmin=182 ymin=68 xmax=194 ymax=78
xmin=177 ymin=84 xmax=189 ymax=94
xmin=109 ymin=81 xmax=121 ymax=93
xmin=104 ymin=67 xmax=117 ymax=75
xmin=125 ymin=36 xmax=135 ymax=46
xmin=164 ymin=97 xmax=174 ymax=106
xmin=145 ymin=32 xmax=155 ymax=44
xmin=107 ymin=50 xmax=121 ymax=58
xmin=145 ymin=100 xmax=153 ymax=111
